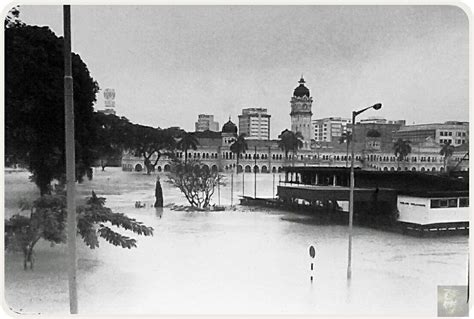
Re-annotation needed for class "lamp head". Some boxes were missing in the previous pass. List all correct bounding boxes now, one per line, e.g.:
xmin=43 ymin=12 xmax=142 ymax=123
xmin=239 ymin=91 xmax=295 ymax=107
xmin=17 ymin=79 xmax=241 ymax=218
xmin=372 ymin=103 xmax=382 ymax=110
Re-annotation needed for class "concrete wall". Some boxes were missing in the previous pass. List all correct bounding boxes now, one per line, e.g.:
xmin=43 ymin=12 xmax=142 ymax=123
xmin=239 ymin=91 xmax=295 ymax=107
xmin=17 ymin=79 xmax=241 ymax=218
xmin=397 ymin=196 xmax=429 ymax=225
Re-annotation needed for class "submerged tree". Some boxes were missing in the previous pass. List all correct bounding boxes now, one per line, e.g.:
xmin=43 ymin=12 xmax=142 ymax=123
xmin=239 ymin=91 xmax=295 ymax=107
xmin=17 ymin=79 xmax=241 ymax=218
xmin=5 ymin=192 xmax=154 ymax=270
xmin=167 ymin=160 xmax=221 ymax=209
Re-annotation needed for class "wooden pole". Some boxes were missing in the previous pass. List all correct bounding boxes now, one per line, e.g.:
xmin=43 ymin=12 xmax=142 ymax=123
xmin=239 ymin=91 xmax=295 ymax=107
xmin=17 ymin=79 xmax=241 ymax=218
xmin=63 ymin=5 xmax=78 ymax=314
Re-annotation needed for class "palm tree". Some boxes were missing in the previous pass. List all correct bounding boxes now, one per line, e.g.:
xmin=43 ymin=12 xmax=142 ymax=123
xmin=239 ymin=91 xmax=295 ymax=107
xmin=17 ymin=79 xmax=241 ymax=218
xmin=338 ymin=131 xmax=352 ymax=167
xmin=176 ymin=132 xmax=199 ymax=166
xmin=278 ymin=129 xmax=304 ymax=165
xmin=393 ymin=138 xmax=412 ymax=169
xmin=230 ymin=133 xmax=248 ymax=173
xmin=440 ymin=141 xmax=455 ymax=172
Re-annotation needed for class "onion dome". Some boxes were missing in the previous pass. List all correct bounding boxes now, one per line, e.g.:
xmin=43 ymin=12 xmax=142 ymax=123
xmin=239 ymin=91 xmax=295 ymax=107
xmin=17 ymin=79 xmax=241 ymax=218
xmin=293 ymin=77 xmax=310 ymax=97
xmin=222 ymin=117 xmax=237 ymax=134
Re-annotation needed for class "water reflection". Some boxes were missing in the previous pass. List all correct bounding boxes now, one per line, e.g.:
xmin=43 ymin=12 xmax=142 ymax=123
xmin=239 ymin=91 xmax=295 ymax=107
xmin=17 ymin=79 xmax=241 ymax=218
xmin=155 ymin=207 xmax=163 ymax=219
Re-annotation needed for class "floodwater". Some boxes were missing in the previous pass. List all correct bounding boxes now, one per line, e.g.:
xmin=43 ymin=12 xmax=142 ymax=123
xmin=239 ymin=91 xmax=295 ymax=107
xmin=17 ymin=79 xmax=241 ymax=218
xmin=4 ymin=168 xmax=469 ymax=316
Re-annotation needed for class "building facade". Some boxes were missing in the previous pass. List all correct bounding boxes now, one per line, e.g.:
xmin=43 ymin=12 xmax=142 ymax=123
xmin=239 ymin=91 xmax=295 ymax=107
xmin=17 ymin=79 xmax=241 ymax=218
xmin=238 ymin=108 xmax=271 ymax=140
xmin=395 ymin=121 xmax=469 ymax=146
xmin=195 ymin=114 xmax=220 ymax=132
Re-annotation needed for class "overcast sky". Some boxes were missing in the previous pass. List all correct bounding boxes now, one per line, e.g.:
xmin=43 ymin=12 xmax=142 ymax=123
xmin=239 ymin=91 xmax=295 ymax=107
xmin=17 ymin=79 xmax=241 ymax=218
xmin=17 ymin=5 xmax=469 ymax=138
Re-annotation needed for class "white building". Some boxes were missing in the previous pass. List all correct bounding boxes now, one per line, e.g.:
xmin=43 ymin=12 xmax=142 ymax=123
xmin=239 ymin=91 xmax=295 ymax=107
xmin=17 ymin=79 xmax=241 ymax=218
xmin=238 ymin=108 xmax=271 ymax=140
xmin=312 ymin=117 xmax=350 ymax=142
xmin=97 ymin=88 xmax=117 ymax=115
xmin=195 ymin=114 xmax=219 ymax=132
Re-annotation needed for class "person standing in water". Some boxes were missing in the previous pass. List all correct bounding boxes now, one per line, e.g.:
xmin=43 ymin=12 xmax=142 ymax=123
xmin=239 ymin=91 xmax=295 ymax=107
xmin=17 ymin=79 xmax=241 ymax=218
xmin=154 ymin=175 xmax=163 ymax=208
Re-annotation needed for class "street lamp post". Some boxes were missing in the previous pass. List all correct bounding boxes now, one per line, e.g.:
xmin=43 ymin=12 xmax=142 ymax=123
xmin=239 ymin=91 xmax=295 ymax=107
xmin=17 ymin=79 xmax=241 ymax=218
xmin=347 ymin=103 xmax=382 ymax=280
xmin=63 ymin=5 xmax=79 ymax=313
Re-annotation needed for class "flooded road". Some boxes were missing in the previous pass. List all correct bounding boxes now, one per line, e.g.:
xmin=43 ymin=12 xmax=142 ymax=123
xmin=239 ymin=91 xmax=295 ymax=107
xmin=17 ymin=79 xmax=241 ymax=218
xmin=4 ymin=168 xmax=468 ymax=315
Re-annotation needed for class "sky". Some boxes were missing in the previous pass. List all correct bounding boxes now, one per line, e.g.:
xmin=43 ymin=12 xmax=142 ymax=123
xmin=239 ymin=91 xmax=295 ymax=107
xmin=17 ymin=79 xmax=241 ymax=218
xmin=15 ymin=5 xmax=469 ymax=138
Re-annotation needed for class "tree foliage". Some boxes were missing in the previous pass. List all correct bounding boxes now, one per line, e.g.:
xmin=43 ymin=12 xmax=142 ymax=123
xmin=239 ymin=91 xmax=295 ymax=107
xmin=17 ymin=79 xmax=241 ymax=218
xmin=176 ymin=132 xmax=199 ymax=166
xmin=167 ymin=160 xmax=222 ymax=209
xmin=5 ymin=6 xmax=24 ymax=28
xmin=5 ymin=192 xmax=154 ymax=270
xmin=393 ymin=138 xmax=412 ymax=168
xmin=5 ymin=24 xmax=99 ymax=194
xmin=92 ymin=112 xmax=133 ymax=170
xmin=278 ymin=129 xmax=304 ymax=160
xmin=440 ymin=141 xmax=455 ymax=171
xmin=128 ymin=124 xmax=179 ymax=174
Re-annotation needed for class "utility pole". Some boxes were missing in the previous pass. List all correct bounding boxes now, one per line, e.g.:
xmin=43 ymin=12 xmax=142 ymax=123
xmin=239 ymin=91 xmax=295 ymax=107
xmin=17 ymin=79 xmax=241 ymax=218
xmin=217 ymin=175 xmax=221 ymax=206
xmin=254 ymin=145 xmax=257 ymax=198
xmin=64 ymin=5 xmax=78 ymax=314
xmin=272 ymin=172 xmax=275 ymax=199
xmin=242 ymin=170 xmax=245 ymax=197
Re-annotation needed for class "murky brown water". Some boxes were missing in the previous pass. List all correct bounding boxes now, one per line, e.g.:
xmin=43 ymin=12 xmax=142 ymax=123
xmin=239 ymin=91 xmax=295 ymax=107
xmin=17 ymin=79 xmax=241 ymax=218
xmin=4 ymin=168 xmax=468 ymax=315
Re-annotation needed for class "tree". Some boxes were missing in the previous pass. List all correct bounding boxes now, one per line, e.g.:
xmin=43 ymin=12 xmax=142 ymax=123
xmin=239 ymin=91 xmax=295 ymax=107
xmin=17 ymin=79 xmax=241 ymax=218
xmin=176 ymin=132 xmax=199 ymax=166
xmin=6 ymin=24 xmax=99 ymax=195
xmin=92 ymin=113 xmax=133 ymax=171
xmin=440 ymin=141 xmax=455 ymax=172
xmin=339 ymin=131 xmax=352 ymax=167
xmin=230 ymin=133 xmax=248 ymax=173
xmin=393 ymin=138 xmax=412 ymax=169
xmin=5 ymin=191 xmax=154 ymax=270
xmin=129 ymin=124 xmax=177 ymax=174
xmin=5 ymin=6 xmax=24 ymax=28
xmin=278 ymin=129 xmax=304 ymax=164
xmin=167 ymin=160 xmax=221 ymax=209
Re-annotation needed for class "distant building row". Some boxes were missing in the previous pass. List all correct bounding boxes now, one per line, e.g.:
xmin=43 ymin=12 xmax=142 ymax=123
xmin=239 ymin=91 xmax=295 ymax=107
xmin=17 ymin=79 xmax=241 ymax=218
xmin=123 ymin=78 xmax=469 ymax=174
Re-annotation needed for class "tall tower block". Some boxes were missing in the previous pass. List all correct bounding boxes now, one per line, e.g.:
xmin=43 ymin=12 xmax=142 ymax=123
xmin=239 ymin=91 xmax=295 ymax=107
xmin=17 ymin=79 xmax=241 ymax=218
xmin=290 ymin=77 xmax=313 ymax=150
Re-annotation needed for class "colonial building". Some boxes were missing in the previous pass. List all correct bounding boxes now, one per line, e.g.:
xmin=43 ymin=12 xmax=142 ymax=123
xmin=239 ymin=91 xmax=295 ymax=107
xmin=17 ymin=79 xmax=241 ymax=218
xmin=290 ymin=77 xmax=313 ymax=150
xmin=121 ymin=78 xmax=468 ymax=174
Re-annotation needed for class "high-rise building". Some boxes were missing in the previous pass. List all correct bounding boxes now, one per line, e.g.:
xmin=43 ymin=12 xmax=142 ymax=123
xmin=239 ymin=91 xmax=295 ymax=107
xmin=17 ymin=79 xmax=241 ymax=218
xmin=290 ymin=77 xmax=313 ymax=149
xmin=238 ymin=108 xmax=271 ymax=140
xmin=98 ymin=88 xmax=117 ymax=115
xmin=312 ymin=117 xmax=350 ymax=142
xmin=195 ymin=114 xmax=219 ymax=132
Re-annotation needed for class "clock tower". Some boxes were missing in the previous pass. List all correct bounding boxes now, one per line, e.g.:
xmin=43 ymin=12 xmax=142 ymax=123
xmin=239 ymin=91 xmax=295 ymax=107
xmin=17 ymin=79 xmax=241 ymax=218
xmin=290 ymin=77 xmax=313 ymax=150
